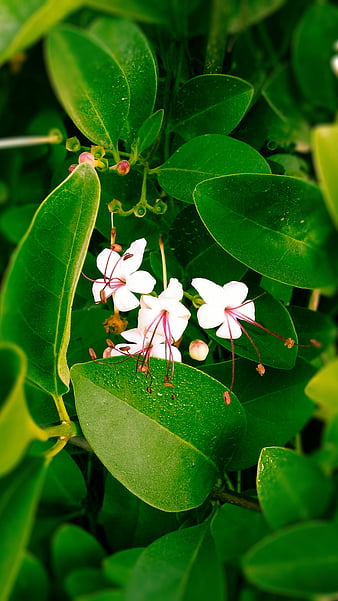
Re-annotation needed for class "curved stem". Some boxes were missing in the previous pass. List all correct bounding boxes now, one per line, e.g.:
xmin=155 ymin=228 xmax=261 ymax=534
xmin=52 ymin=394 xmax=71 ymax=423
xmin=212 ymin=488 xmax=261 ymax=512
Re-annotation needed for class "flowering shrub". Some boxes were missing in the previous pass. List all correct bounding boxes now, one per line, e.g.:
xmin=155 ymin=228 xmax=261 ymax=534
xmin=0 ymin=1 xmax=338 ymax=600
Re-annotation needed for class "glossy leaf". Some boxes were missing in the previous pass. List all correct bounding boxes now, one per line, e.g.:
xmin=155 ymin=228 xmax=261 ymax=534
xmin=288 ymin=305 xmax=337 ymax=362
xmin=211 ymin=504 xmax=269 ymax=565
xmin=313 ymin=124 xmax=338 ymax=230
xmin=52 ymin=524 xmax=106 ymax=581
xmin=134 ymin=109 xmax=164 ymax=156
xmin=0 ymin=163 xmax=100 ymax=396
xmin=0 ymin=0 xmax=82 ymax=66
xmin=305 ymin=358 xmax=338 ymax=421
xmin=206 ymin=287 xmax=298 ymax=370
xmin=90 ymin=17 xmax=157 ymax=138
xmin=0 ymin=457 xmax=48 ymax=601
xmin=292 ymin=2 xmax=338 ymax=115
xmin=125 ymin=522 xmax=224 ymax=601
xmin=203 ymin=359 xmax=315 ymax=471
xmin=243 ymin=522 xmax=338 ymax=597
xmin=0 ymin=343 xmax=47 ymax=477
xmin=158 ymin=134 xmax=270 ymax=203
xmin=257 ymin=447 xmax=332 ymax=530
xmin=45 ymin=26 xmax=129 ymax=149
xmin=171 ymin=74 xmax=253 ymax=140
xmin=194 ymin=173 xmax=338 ymax=288
xmin=71 ymin=358 xmax=246 ymax=511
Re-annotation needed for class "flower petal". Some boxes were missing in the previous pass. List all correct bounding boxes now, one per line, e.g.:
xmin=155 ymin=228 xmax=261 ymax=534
xmin=114 ymin=287 xmax=140 ymax=312
xmin=151 ymin=343 xmax=182 ymax=362
xmin=159 ymin=278 xmax=183 ymax=302
xmin=96 ymin=248 xmax=120 ymax=277
xmin=126 ymin=270 xmax=156 ymax=294
xmin=92 ymin=279 xmax=114 ymax=303
xmin=216 ymin=315 xmax=242 ymax=339
xmin=191 ymin=278 xmax=225 ymax=306
xmin=222 ymin=281 xmax=249 ymax=308
xmin=196 ymin=303 xmax=224 ymax=329
xmin=233 ymin=300 xmax=255 ymax=322
xmin=118 ymin=238 xmax=147 ymax=277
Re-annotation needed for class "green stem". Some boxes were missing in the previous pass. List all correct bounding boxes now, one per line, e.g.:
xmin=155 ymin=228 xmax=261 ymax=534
xmin=212 ymin=488 xmax=261 ymax=512
xmin=204 ymin=0 xmax=229 ymax=74
xmin=43 ymin=421 xmax=79 ymax=439
xmin=52 ymin=394 xmax=71 ymax=423
xmin=0 ymin=132 xmax=62 ymax=150
xmin=308 ymin=289 xmax=321 ymax=311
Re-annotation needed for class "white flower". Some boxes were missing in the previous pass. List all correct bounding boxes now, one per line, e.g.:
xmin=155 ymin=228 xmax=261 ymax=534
xmin=138 ymin=278 xmax=191 ymax=342
xmin=92 ymin=238 xmax=156 ymax=312
xmin=191 ymin=278 xmax=255 ymax=339
xmin=103 ymin=327 xmax=182 ymax=362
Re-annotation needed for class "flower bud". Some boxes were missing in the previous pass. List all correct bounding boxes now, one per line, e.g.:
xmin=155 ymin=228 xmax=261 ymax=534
xmin=66 ymin=136 xmax=81 ymax=152
xmin=79 ymin=151 xmax=95 ymax=165
xmin=111 ymin=160 xmax=130 ymax=175
xmin=68 ymin=164 xmax=77 ymax=173
xmin=108 ymin=199 xmax=123 ymax=213
xmin=133 ymin=205 xmax=147 ymax=217
xmin=189 ymin=339 xmax=209 ymax=361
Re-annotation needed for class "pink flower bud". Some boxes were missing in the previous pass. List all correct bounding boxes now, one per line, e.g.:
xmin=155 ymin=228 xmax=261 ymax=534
xmin=189 ymin=339 xmax=209 ymax=361
xmin=68 ymin=164 xmax=77 ymax=173
xmin=78 ymin=152 xmax=95 ymax=165
xmin=115 ymin=160 xmax=130 ymax=175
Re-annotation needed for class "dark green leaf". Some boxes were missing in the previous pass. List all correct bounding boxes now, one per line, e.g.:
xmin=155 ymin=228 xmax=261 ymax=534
xmin=313 ymin=124 xmax=338 ymax=230
xmin=227 ymin=0 xmax=286 ymax=33
xmin=65 ymin=569 xmax=109 ymax=599
xmin=288 ymin=306 xmax=337 ymax=362
xmin=0 ymin=163 xmax=100 ymax=396
xmin=257 ymin=447 xmax=332 ymax=529
xmin=134 ymin=109 xmax=164 ymax=156
xmin=171 ymin=74 xmax=253 ymax=140
xmin=0 ymin=457 xmax=48 ymax=601
xmin=90 ymin=17 xmax=157 ymax=139
xmin=203 ymin=359 xmax=315 ymax=471
xmin=194 ymin=173 xmax=338 ymax=288
xmin=0 ymin=342 xmax=47 ymax=477
xmin=45 ymin=26 xmax=129 ymax=149
xmin=125 ymin=522 xmax=225 ymax=601
xmin=243 ymin=522 xmax=338 ymax=597
xmin=84 ymin=0 xmax=171 ymax=24
xmin=104 ymin=549 xmax=144 ymax=587
xmin=52 ymin=524 xmax=106 ymax=581
xmin=158 ymin=134 xmax=270 ymax=203
xmin=40 ymin=450 xmax=87 ymax=508
xmin=9 ymin=552 xmax=49 ymax=601
xmin=71 ymin=358 xmax=246 ymax=511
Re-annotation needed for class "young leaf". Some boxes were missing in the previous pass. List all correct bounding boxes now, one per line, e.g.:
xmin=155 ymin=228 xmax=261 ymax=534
xmin=203 ymin=359 xmax=315 ymax=471
xmin=158 ymin=134 xmax=270 ymax=204
xmin=134 ymin=109 xmax=164 ymax=156
xmin=0 ymin=457 xmax=48 ymax=601
xmin=90 ymin=16 xmax=157 ymax=139
xmin=45 ymin=25 xmax=130 ymax=150
xmin=0 ymin=163 xmax=100 ymax=397
xmin=125 ymin=522 xmax=225 ymax=601
xmin=257 ymin=447 xmax=332 ymax=530
xmin=194 ymin=173 xmax=338 ymax=288
xmin=171 ymin=74 xmax=253 ymax=140
xmin=243 ymin=522 xmax=338 ymax=597
xmin=313 ymin=124 xmax=338 ymax=230
xmin=0 ymin=342 xmax=47 ymax=477
xmin=305 ymin=358 xmax=338 ymax=421
xmin=0 ymin=0 xmax=82 ymax=67
xmin=71 ymin=358 xmax=246 ymax=511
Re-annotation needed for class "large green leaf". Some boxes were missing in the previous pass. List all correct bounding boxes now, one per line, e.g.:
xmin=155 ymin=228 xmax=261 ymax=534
xmin=0 ymin=163 xmax=100 ymax=397
xmin=257 ymin=447 xmax=332 ymax=530
xmin=0 ymin=0 xmax=82 ymax=66
xmin=243 ymin=522 xmax=338 ymax=597
xmin=0 ymin=343 xmax=47 ymax=477
xmin=203 ymin=359 xmax=315 ymax=471
xmin=313 ymin=124 xmax=338 ymax=231
xmin=292 ymin=2 xmax=338 ymax=115
xmin=90 ymin=17 xmax=157 ymax=139
xmin=158 ymin=134 xmax=270 ymax=204
xmin=71 ymin=358 xmax=246 ymax=511
xmin=45 ymin=26 xmax=130 ymax=150
xmin=171 ymin=74 xmax=253 ymax=140
xmin=0 ymin=457 xmax=48 ymax=601
xmin=125 ymin=522 xmax=224 ymax=601
xmin=194 ymin=173 xmax=338 ymax=288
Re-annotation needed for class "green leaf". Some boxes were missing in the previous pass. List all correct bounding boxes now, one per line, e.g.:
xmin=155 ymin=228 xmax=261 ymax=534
xmin=90 ymin=17 xmax=157 ymax=139
xmin=257 ymin=447 xmax=332 ymax=530
xmin=40 ymin=450 xmax=87 ymax=508
xmin=52 ymin=524 xmax=106 ymax=582
xmin=134 ymin=109 xmax=164 ymax=156
xmin=194 ymin=173 xmax=338 ymax=288
xmin=292 ymin=2 xmax=338 ymax=115
xmin=0 ymin=343 xmax=47 ymax=477
xmin=0 ymin=163 xmax=100 ymax=397
xmin=45 ymin=26 xmax=130 ymax=149
xmin=65 ymin=569 xmax=109 ymax=599
xmin=125 ymin=522 xmax=225 ymax=601
xmin=71 ymin=358 xmax=246 ymax=511
xmin=305 ymin=358 xmax=338 ymax=421
xmin=10 ymin=552 xmax=49 ymax=601
xmin=0 ymin=0 xmax=82 ymax=67
xmin=204 ymin=287 xmax=298 ymax=370
xmin=211 ymin=504 xmax=269 ymax=565
xmin=243 ymin=522 xmax=338 ymax=597
xmin=158 ymin=134 xmax=271 ymax=204
xmin=104 ymin=549 xmax=144 ymax=588
xmin=171 ymin=74 xmax=253 ymax=140
xmin=84 ymin=0 xmax=171 ymax=24
xmin=203 ymin=359 xmax=315 ymax=471
xmin=288 ymin=306 xmax=337 ymax=362
xmin=227 ymin=0 xmax=286 ymax=33
xmin=313 ymin=124 xmax=338 ymax=230
xmin=0 ymin=457 xmax=48 ymax=601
